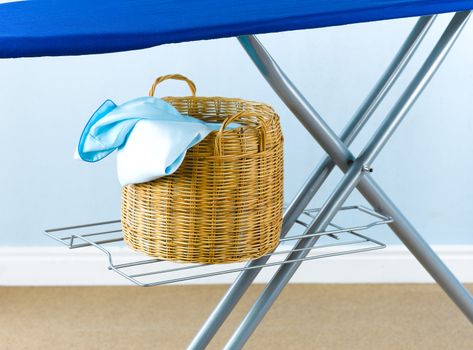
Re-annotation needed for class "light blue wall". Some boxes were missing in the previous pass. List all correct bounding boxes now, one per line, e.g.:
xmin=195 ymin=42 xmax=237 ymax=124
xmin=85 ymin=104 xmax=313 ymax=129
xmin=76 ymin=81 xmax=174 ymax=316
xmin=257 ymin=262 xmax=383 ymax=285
xmin=0 ymin=14 xmax=472 ymax=246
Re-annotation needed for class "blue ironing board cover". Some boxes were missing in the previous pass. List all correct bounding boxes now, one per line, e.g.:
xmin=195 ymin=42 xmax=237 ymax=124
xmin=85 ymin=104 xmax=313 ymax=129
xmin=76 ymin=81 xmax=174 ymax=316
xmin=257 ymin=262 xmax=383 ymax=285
xmin=1 ymin=0 xmax=472 ymax=58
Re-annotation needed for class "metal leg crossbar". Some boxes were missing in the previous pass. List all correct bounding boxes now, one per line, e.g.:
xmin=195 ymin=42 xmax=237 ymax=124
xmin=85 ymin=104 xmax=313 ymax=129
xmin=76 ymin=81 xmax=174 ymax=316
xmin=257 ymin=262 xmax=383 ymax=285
xmin=189 ymin=11 xmax=473 ymax=349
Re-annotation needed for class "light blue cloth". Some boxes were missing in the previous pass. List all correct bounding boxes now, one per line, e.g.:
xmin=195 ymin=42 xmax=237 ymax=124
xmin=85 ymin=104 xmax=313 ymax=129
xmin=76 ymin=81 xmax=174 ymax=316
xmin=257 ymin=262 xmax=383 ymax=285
xmin=77 ymin=96 xmax=237 ymax=185
xmin=78 ymin=96 xmax=215 ymax=162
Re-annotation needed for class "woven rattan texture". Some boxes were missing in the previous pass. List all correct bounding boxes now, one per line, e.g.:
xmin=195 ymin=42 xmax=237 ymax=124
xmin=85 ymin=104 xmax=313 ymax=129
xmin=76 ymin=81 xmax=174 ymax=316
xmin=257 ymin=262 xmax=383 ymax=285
xmin=121 ymin=75 xmax=284 ymax=264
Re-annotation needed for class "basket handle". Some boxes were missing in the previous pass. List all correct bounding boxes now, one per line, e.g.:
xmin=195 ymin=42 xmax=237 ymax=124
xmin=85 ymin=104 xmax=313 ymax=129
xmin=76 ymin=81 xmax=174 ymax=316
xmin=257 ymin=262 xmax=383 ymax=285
xmin=148 ymin=74 xmax=197 ymax=97
xmin=214 ymin=111 xmax=268 ymax=156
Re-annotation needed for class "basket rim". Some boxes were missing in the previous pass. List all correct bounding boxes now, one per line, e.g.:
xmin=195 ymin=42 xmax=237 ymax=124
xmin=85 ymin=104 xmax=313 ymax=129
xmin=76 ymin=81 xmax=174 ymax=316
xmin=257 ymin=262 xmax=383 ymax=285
xmin=161 ymin=95 xmax=273 ymax=105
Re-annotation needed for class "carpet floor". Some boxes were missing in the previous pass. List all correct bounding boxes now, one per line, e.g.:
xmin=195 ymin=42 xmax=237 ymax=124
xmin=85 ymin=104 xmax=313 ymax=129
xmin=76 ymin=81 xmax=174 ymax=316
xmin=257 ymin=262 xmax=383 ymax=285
xmin=0 ymin=284 xmax=471 ymax=349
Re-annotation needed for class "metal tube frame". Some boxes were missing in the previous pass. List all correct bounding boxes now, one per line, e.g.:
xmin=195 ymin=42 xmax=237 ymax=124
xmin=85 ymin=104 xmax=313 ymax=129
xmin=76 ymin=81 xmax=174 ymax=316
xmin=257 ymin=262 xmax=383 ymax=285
xmin=188 ymin=16 xmax=435 ymax=349
xmin=189 ymin=11 xmax=473 ymax=349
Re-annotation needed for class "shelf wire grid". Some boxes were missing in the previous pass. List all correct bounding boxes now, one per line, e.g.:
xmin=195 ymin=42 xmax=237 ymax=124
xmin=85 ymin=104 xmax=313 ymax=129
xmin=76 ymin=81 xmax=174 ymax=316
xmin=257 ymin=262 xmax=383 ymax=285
xmin=44 ymin=205 xmax=391 ymax=287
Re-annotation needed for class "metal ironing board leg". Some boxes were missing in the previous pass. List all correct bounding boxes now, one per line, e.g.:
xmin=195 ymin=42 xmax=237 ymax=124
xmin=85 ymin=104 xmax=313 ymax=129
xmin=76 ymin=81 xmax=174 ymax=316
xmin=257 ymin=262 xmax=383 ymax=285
xmin=188 ymin=15 xmax=436 ymax=350
xmin=221 ymin=11 xmax=472 ymax=349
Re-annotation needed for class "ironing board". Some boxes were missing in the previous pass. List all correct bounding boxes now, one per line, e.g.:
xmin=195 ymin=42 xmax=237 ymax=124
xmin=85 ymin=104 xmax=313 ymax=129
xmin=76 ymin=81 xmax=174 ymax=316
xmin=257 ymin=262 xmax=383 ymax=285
xmin=2 ymin=1 xmax=472 ymax=349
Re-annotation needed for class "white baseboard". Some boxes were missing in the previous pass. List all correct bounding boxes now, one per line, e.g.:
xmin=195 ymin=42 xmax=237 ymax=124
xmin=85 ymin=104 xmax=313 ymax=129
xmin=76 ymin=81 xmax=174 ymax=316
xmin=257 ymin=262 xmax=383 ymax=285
xmin=0 ymin=245 xmax=472 ymax=286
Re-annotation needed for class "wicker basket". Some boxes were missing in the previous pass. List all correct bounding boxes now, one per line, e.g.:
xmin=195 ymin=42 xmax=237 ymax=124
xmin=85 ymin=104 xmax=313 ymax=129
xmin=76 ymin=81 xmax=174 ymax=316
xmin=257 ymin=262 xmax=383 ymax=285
xmin=121 ymin=74 xmax=284 ymax=264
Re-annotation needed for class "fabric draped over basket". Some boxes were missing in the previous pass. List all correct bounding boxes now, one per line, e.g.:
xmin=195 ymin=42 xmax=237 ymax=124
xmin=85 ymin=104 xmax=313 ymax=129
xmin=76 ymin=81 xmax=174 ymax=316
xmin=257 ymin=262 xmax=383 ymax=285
xmin=76 ymin=96 xmax=238 ymax=186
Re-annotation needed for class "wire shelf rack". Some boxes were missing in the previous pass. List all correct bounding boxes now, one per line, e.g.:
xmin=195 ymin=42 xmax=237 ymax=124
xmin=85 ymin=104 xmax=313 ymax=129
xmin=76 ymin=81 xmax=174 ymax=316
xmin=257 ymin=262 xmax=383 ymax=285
xmin=44 ymin=205 xmax=391 ymax=287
